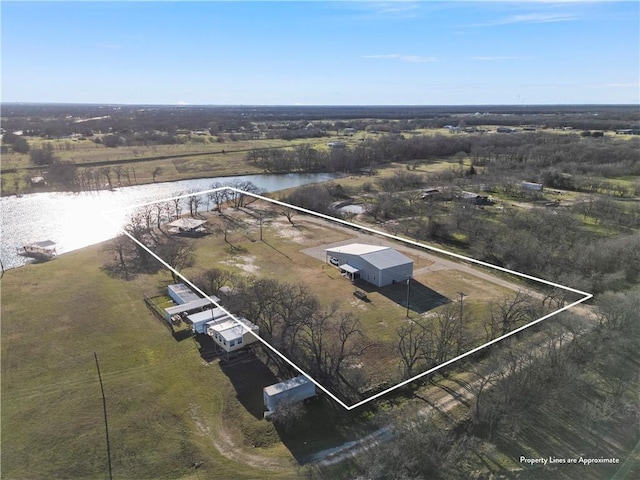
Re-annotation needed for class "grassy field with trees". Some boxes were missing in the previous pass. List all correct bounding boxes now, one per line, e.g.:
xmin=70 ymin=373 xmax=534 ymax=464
xmin=2 ymin=104 xmax=639 ymax=479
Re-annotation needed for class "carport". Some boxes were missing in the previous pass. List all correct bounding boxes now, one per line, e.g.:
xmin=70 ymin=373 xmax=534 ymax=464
xmin=339 ymin=264 xmax=361 ymax=281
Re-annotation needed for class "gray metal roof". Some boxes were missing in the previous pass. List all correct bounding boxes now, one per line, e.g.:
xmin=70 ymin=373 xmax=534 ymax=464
xmin=361 ymin=248 xmax=413 ymax=270
xmin=263 ymin=375 xmax=312 ymax=396
xmin=164 ymin=297 xmax=219 ymax=317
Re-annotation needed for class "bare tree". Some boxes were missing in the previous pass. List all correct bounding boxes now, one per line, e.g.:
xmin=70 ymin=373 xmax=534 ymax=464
xmin=152 ymin=166 xmax=163 ymax=182
xmin=187 ymin=191 xmax=203 ymax=217
xmin=226 ymin=180 xmax=264 ymax=208
xmin=595 ymin=291 xmax=639 ymax=331
xmin=329 ymin=313 xmax=371 ymax=380
xmin=281 ymin=208 xmax=296 ymax=225
xmin=99 ymin=167 xmax=113 ymax=189
xmin=397 ymin=320 xmax=429 ymax=378
xmin=155 ymin=237 xmax=195 ymax=282
xmin=171 ymin=192 xmax=184 ymax=219
xmin=113 ymin=165 xmax=123 ymax=186
xmin=207 ymin=183 xmax=229 ymax=213
xmin=484 ymin=291 xmax=536 ymax=340
xmin=192 ymin=267 xmax=235 ymax=296
xmin=124 ymin=211 xmax=156 ymax=269
xmin=103 ymin=234 xmax=134 ymax=279
xmin=269 ymin=398 xmax=305 ymax=430
xmin=154 ymin=202 xmax=169 ymax=229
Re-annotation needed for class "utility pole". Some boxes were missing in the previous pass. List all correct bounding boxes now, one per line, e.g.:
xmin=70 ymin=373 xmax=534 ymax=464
xmin=259 ymin=212 xmax=263 ymax=241
xmin=406 ymin=278 xmax=411 ymax=318
xmin=457 ymin=292 xmax=467 ymax=353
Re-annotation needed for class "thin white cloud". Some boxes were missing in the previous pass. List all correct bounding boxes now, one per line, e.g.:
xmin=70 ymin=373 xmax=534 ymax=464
xmin=601 ymin=82 xmax=640 ymax=88
xmin=473 ymin=12 xmax=578 ymax=26
xmin=332 ymin=1 xmax=423 ymax=20
xmin=369 ymin=1 xmax=420 ymax=15
xmin=471 ymin=56 xmax=524 ymax=61
xmin=457 ymin=0 xmax=608 ymax=3
xmin=362 ymin=54 xmax=438 ymax=63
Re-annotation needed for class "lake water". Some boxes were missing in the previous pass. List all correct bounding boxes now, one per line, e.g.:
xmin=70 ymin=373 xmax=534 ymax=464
xmin=1 ymin=173 xmax=337 ymax=270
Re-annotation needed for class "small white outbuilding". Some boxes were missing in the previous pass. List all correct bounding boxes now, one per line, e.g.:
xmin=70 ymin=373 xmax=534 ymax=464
xmin=206 ymin=315 xmax=259 ymax=352
xmin=263 ymin=375 xmax=316 ymax=413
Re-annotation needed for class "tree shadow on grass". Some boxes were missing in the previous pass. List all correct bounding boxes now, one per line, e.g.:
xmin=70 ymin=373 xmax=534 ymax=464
xmin=216 ymin=349 xmax=377 ymax=464
xmin=274 ymin=398 xmax=372 ymax=465
xmin=218 ymin=354 xmax=279 ymax=420
xmin=261 ymin=239 xmax=292 ymax=260
xmin=354 ymin=278 xmax=450 ymax=314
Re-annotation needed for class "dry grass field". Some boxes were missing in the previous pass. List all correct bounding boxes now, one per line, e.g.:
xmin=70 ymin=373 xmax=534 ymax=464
xmin=177 ymin=201 xmax=536 ymax=400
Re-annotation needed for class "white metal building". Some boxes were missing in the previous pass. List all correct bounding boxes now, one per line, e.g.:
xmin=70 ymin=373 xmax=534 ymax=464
xmin=186 ymin=307 xmax=229 ymax=334
xmin=165 ymin=283 xmax=221 ymax=323
xmin=206 ymin=315 xmax=259 ymax=352
xmin=325 ymin=243 xmax=414 ymax=287
xmin=263 ymin=375 xmax=316 ymax=413
xmin=167 ymin=283 xmax=201 ymax=304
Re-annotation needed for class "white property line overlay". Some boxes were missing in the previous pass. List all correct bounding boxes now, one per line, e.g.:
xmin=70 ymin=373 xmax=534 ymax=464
xmin=102 ymin=186 xmax=593 ymax=411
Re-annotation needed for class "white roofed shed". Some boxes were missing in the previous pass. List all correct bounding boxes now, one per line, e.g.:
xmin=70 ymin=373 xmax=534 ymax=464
xmin=186 ymin=307 xmax=229 ymax=334
xmin=263 ymin=375 xmax=316 ymax=412
xmin=168 ymin=283 xmax=201 ymax=305
xmin=166 ymin=218 xmax=207 ymax=235
xmin=206 ymin=315 xmax=259 ymax=352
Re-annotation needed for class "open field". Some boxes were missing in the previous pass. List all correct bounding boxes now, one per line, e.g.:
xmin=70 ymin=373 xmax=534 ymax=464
xmin=0 ymin=246 xmax=301 ymax=479
xmin=1 ymin=197 xmax=557 ymax=478
xmin=2 ymin=103 xmax=638 ymax=478
xmin=143 ymin=199 xmax=558 ymax=403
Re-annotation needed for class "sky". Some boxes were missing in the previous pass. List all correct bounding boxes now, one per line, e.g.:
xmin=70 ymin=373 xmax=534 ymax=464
xmin=1 ymin=1 xmax=639 ymax=105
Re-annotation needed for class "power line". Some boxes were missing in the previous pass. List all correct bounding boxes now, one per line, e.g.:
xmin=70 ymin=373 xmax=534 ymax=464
xmin=94 ymin=352 xmax=113 ymax=480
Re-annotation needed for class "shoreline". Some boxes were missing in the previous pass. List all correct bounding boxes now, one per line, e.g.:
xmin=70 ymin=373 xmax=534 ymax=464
xmin=2 ymin=171 xmax=346 ymax=271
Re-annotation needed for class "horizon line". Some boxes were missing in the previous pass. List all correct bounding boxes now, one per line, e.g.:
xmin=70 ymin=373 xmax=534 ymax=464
xmin=2 ymin=101 xmax=638 ymax=108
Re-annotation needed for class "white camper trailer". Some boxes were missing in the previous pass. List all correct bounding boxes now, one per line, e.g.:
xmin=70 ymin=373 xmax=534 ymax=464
xmin=263 ymin=376 xmax=316 ymax=415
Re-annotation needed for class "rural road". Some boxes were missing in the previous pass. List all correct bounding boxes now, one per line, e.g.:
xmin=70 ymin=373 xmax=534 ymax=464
xmin=302 ymin=327 xmax=585 ymax=466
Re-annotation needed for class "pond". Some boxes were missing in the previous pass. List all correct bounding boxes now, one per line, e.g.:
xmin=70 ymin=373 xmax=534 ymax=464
xmin=1 ymin=173 xmax=338 ymax=270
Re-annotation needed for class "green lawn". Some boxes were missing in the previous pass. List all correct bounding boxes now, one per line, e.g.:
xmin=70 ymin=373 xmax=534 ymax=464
xmin=1 ymin=246 xmax=298 ymax=479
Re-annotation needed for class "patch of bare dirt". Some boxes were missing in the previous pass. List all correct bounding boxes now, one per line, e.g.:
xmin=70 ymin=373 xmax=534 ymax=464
xmin=189 ymin=403 xmax=291 ymax=472
xmin=219 ymin=255 xmax=260 ymax=273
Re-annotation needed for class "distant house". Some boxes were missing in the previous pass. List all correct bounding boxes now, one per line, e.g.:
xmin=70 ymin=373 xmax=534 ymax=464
xmin=458 ymin=191 xmax=492 ymax=206
xmin=327 ymin=141 xmax=346 ymax=148
xmin=421 ymin=188 xmax=441 ymax=200
xmin=497 ymin=127 xmax=517 ymax=133
xmin=325 ymin=243 xmax=413 ymax=287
